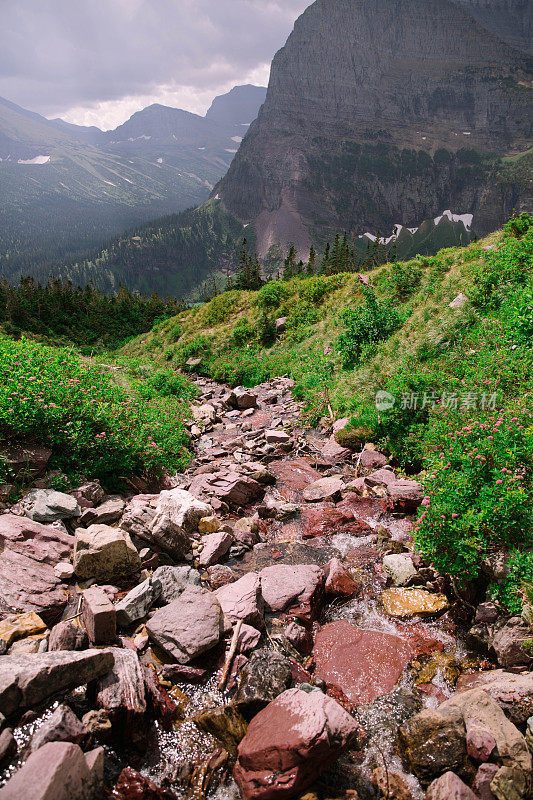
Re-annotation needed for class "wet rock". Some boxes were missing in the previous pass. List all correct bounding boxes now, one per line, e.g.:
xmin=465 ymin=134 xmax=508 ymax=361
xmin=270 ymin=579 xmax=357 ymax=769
xmin=398 ymin=705 xmax=467 ymax=785
xmin=79 ymin=497 xmax=125 ymax=526
xmin=371 ymin=766 xmax=416 ymax=800
xmin=0 ymin=649 xmax=114 ymax=716
xmin=207 ymin=564 xmax=237 ymax=589
xmin=0 ymin=728 xmax=16 ymax=766
xmin=285 ymin=621 xmax=313 ymax=655
xmin=0 ymin=741 xmax=104 ymax=800
xmin=21 ymin=489 xmax=81 ymax=523
xmin=259 ymin=563 xmax=324 ymax=617
xmin=324 ymin=558 xmax=361 ymax=597
xmin=382 ymin=553 xmax=418 ymax=586
xmin=152 ymin=565 xmax=201 ymax=604
xmin=113 ymin=767 xmax=179 ymax=800
xmin=381 ymin=588 xmax=449 ymax=619
xmin=49 ymin=620 xmax=88 ymax=651
xmin=193 ymin=705 xmax=248 ymax=756
xmin=426 ymin=771 xmax=477 ymax=799
xmin=73 ymin=524 xmax=140 ymax=582
xmin=95 ymin=647 xmax=146 ymax=720
xmin=115 ymin=576 xmax=162 ymax=627
xmin=0 ymin=611 xmax=47 ymax=646
xmin=214 ymin=572 xmax=264 ymax=627
xmin=233 ymin=649 xmax=293 ymax=717
xmin=198 ymin=530 xmax=234 ymax=567
xmin=475 ymin=603 xmax=500 ymax=625
xmin=0 ymin=514 xmax=73 ymax=624
xmin=82 ymin=586 xmax=116 ymax=644
xmin=491 ymin=617 xmax=533 ymax=668
xmin=313 ymin=620 xmax=416 ymax=705
xmin=302 ymin=507 xmax=372 ymax=539
xmin=302 ymin=476 xmax=345 ymax=502
xmin=30 ymin=704 xmax=87 ymax=752
xmin=146 ymin=586 xmax=224 ymax=663
xmin=159 ymin=664 xmax=207 ymax=684
xmin=234 ymin=687 xmax=358 ymax=800
xmin=81 ymin=709 xmax=112 ymax=742
xmin=473 ymin=763 xmax=499 ymax=800
xmin=456 ymin=670 xmax=533 ymax=726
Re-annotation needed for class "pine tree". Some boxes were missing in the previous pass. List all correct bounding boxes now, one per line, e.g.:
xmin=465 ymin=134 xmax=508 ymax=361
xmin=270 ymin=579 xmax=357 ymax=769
xmin=307 ymin=245 xmax=316 ymax=276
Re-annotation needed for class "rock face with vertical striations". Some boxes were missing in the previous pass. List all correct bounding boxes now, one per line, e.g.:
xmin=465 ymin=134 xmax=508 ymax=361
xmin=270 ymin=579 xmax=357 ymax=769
xmin=215 ymin=0 xmax=532 ymax=256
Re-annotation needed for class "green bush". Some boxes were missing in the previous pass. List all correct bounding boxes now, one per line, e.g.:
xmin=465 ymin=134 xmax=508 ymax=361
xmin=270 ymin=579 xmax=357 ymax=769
xmin=255 ymin=282 xmax=290 ymax=310
xmin=490 ymin=550 xmax=533 ymax=615
xmin=505 ymin=212 xmax=533 ymax=239
xmin=337 ymin=288 xmax=404 ymax=366
xmin=230 ymin=319 xmax=255 ymax=347
xmin=0 ymin=336 xmax=192 ymax=488
xmin=415 ymin=412 xmax=533 ymax=580
xmin=200 ymin=292 xmax=239 ymax=326
xmin=299 ymin=275 xmax=341 ymax=304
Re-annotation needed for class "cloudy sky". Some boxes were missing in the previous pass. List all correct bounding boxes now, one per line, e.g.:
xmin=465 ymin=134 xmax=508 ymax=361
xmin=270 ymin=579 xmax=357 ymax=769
xmin=0 ymin=0 xmax=309 ymax=130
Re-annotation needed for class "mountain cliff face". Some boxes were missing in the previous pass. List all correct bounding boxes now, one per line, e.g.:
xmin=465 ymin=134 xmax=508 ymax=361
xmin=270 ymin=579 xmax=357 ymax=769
xmin=215 ymin=0 xmax=532 ymax=255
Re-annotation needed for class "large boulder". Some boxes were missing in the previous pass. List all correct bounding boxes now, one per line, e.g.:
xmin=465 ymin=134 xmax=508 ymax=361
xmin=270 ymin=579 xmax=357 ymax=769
xmin=234 ymin=687 xmax=358 ymax=800
xmin=491 ymin=618 xmax=533 ymax=668
xmin=214 ymin=573 xmax=264 ymax=628
xmin=148 ymin=488 xmax=211 ymax=558
xmin=0 ymin=514 xmax=73 ymax=624
xmin=258 ymin=564 xmax=324 ymax=617
xmin=73 ymin=524 xmax=140 ymax=581
xmin=21 ymin=489 xmax=81 ymax=523
xmin=0 ymin=741 xmax=103 ymax=800
xmin=120 ymin=494 xmax=158 ymax=539
xmin=233 ymin=649 xmax=292 ymax=718
xmin=0 ymin=649 xmax=114 ymax=717
xmin=313 ymin=620 xmax=416 ymax=704
xmin=146 ymin=586 xmax=224 ymax=664
xmin=456 ymin=670 xmax=533 ymax=726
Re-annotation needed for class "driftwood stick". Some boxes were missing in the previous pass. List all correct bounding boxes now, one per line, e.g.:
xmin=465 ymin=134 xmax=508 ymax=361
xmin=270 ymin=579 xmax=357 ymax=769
xmin=218 ymin=618 xmax=244 ymax=691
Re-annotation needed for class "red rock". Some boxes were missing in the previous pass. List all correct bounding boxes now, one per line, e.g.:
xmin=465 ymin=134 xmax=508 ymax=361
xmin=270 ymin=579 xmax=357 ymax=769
xmin=387 ymin=480 xmax=423 ymax=512
xmin=198 ymin=531 xmax=233 ymax=567
xmin=303 ymin=476 xmax=344 ymax=502
xmin=324 ymin=558 xmax=360 ymax=597
xmin=160 ymin=664 xmax=208 ymax=684
xmin=113 ymin=767 xmax=178 ymax=799
xmin=259 ymin=564 xmax=324 ymax=619
xmin=268 ymin=458 xmax=322 ymax=493
xmin=313 ymin=620 xmax=416 ymax=704
xmin=214 ymin=572 xmax=264 ymax=628
xmin=321 ymin=438 xmax=352 ymax=463
xmin=302 ymin=507 xmax=373 ymax=539
xmin=234 ymin=687 xmax=358 ymax=800
xmin=473 ymin=763 xmax=499 ymax=800
xmin=358 ymin=450 xmax=388 ymax=469
xmin=426 ymin=771 xmax=477 ymax=799
xmin=466 ymin=721 xmax=496 ymax=762
xmin=82 ymin=586 xmax=116 ymax=644
xmin=2 ymin=443 xmax=51 ymax=478
xmin=0 ymin=515 xmax=73 ymax=624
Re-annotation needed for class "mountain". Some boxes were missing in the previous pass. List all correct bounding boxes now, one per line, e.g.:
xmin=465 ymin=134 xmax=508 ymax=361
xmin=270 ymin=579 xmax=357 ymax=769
xmin=0 ymin=85 xmax=266 ymax=280
xmin=214 ymin=0 xmax=533 ymax=256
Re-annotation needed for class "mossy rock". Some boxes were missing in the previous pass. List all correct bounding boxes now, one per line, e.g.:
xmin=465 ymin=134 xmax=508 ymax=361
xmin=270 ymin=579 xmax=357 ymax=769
xmin=335 ymin=424 xmax=374 ymax=449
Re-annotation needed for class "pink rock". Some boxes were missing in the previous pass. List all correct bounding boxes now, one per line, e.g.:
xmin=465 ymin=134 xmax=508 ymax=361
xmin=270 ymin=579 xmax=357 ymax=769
xmin=268 ymin=458 xmax=322 ymax=493
xmin=466 ymin=721 xmax=496 ymax=762
xmin=198 ymin=531 xmax=234 ymax=567
xmin=302 ymin=508 xmax=372 ymax=539
xmin=358 ymin=450 xmax=388 ymax=469
xmin=207 ymin=564 xmax=236 ymax=589
xmin=237 ymin=624 xmax=262 ymax=653
xmin=332 ymin=418 xmax=349 ymax=435
xmin=426 ymin=771 xmax=477 ymax=799
xmin=0 ymin=515 xmax=73 ymax=624
xmin=82 ymin=586 xmax=116 ymax=645
xmin=259 ymin=564 xmax=324 ymax=617
xmin=302 ymin=476 xmax=345 ymax=502
xmin=215 ymin=573 xmax=265 ymax=628
xmin=387 ymin=480 xmax=423 ymax=512
xmin=0 ymin=741 xmax=103 ymax=800
xmin=365 ymin=468 xmax=397 ymax=487
xmin=234 ymin=687 xmax=358 ymax=800
xmin=455 ymin=670 xmax=533 ymax=726
xmin=473 ymin=763 xmax=499 ymax=800
xmin=324 ymin=558 xmax=360 ymax=597
xmin=313 ymin=620 xmax=416 ymax=704
xmin=321 ymin=438 xmax=352 ymax=463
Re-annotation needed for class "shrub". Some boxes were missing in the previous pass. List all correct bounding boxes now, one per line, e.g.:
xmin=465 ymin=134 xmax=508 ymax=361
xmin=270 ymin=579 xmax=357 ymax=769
xmin=200 ymin=292 xmax=239 ymax=326
xmin=230 ymin=319 xmax=255 ymax=347
xmin=490 ymin=550 xmax=533 ymax=615
xmin=336 ymin=288 xmax=404 ymax=366
xmin=0 ymin=336 xmax=192 ymax=489
xmin=299 ymin=275 xmax=340 ymax=304
xmin=386 ymin=260 xmax=423 ymax=300
xmin=505 ymin=212 xmax=533 ymax=239
xmin=415 ymin=412 xmax=533 ymax=580
xmin=255 ymin=282 xmax=290 ymax=310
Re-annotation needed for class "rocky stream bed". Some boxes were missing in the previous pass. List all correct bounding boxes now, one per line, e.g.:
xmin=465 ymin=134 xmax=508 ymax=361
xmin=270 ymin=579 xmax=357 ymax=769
xmin=0 ymin=375 xmax=531 ymax=800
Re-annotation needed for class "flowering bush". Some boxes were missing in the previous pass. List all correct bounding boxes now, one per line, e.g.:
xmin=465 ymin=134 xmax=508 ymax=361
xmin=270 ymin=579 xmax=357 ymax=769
xmin=0 ymin=336 xmax=192 ymax=488
xmin=337 ymin=288 xmax=405 ymax=366
xmin=415 ymin=412 xmax=533 ymax=580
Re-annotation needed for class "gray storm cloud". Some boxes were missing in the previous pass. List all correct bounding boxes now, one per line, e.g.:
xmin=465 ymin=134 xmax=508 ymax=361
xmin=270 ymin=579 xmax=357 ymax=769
xmin=0 ymin=0 xmax=309 ymax=127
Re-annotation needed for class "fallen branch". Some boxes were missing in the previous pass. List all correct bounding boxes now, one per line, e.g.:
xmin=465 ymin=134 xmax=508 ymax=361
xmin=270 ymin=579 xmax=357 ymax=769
xmin=218 ymin=618 xmax=243 ymax=691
